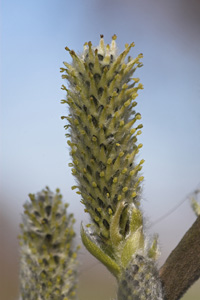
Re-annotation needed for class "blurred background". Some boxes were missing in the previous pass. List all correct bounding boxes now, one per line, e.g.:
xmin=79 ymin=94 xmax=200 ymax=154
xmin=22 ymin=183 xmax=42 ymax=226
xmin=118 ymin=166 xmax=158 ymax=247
xmin=1 ymin=0 xmax=200 ymax=299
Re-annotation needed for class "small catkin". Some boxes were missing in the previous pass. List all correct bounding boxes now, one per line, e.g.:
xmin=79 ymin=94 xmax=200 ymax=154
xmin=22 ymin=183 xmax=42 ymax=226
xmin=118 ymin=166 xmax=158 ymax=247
xmin=117 ymin=255 xmax=163 ymax=300
xmin=19 ymin=187 xmax=79 ymax=300
xmin=190 ymin=191 xmax=200 ymax=216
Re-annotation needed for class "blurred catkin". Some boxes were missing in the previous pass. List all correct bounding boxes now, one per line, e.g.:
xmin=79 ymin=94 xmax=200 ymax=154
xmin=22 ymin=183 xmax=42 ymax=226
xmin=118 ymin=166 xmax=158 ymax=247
xmin=62 ymin=35 xmax=164 ymax=299
xmin=190 ymin=188 xmax=200 ymax=216
xmin=19 ymin=187 xmax=79 ymax=300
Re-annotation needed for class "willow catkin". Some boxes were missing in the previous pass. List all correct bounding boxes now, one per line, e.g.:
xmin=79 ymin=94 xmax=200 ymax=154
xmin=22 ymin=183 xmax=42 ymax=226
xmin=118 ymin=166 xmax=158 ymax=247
xmin=61 ymin=35 xmax=164 ymax=299
xmin=19 ymin=187 xmax=79 ymax=300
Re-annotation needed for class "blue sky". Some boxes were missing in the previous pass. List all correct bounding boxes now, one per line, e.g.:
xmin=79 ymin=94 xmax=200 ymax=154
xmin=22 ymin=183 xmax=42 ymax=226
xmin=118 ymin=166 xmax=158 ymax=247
xmin=1 ymin=0 xmax=200 ymax=270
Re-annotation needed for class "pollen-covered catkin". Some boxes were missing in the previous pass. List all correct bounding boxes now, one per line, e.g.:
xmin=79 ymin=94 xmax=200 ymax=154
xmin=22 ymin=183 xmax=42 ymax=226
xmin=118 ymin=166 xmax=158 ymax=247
xmin=19 ymin=187 xmax=79 ymax=300
xmin=62 ymin=35 xmax=164 ymax=299
xmin=61 ymin=35 xmax=144 ymax=246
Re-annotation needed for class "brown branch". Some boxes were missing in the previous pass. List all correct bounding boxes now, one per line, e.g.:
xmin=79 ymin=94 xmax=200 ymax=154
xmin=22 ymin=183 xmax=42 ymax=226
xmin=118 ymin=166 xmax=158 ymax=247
xmin=159 ymin=215 xmax=200 ymax=300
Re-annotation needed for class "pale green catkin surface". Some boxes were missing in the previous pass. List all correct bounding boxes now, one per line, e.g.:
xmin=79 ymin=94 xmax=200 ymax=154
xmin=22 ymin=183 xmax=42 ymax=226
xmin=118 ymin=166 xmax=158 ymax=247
xmin=19 ymin=187 xmax=79 ymax=300
xmin=62 ymin=35 xmax=164 ymax=299
xmin=61 ymin=35 xmax=144 ymax=246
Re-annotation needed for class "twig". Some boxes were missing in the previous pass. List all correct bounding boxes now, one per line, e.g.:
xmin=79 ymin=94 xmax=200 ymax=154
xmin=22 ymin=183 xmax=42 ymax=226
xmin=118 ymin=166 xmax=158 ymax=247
xmin=159 ymin=215 xmax=200 ymax=300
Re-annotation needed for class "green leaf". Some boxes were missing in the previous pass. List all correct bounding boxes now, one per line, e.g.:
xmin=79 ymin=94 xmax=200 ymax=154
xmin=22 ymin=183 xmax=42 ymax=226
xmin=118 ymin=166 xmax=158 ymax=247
xmin=81 ymin=224 xmax=120 ymax=278
xmin=121 ymin=227 xmax=144 ymax=268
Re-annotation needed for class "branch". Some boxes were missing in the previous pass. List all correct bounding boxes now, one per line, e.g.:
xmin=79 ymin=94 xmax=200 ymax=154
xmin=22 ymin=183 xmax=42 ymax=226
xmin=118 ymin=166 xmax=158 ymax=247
xmin=159 ymin=215 xmax=200 ymax=300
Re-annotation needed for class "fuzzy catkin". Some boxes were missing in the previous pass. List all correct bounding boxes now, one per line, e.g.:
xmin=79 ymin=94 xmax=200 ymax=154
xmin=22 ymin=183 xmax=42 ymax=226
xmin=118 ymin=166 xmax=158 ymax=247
xmin=117 ymin=255 xmax=163 ymax=300
xmin=62 ymin=35 xmax=164 ymax=299
xmin=19 ymin=187 xmax=79 ymax=300
xmin=61 ymin=35 xmax=144 ymax=247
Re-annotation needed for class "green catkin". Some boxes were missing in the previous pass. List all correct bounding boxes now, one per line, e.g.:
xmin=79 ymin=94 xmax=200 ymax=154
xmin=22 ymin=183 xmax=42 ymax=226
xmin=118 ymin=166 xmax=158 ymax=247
xmin=62 ymin=35 xmax=143 ymax=243
xmin=19 ymin=187 xmax=79 ymax=300
xmin=190 ymin=190 xmax=200 ymax=216
xmin=62 ymin=35 xmax=164 ymax=299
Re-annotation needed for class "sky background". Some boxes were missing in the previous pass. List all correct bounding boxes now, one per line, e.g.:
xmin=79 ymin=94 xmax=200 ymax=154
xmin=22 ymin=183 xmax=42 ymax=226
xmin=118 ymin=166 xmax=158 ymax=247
xmin=1 ymin=0 xmax=200 ymax=299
